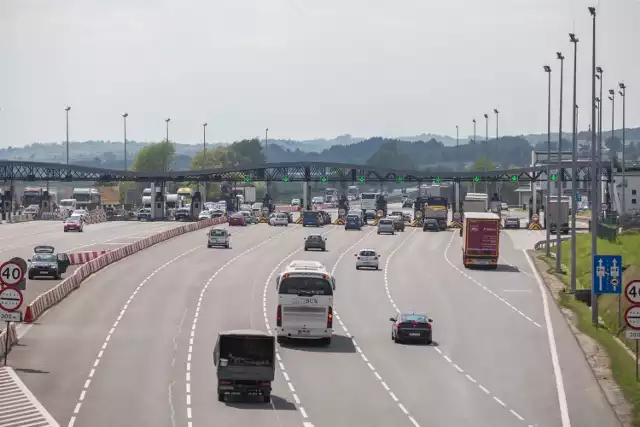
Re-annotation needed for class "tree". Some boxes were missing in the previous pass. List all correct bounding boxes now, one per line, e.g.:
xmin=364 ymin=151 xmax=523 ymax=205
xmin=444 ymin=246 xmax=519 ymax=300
xmin=605 ymin=136 xmax=621 ymax=154
xmin=470 ymin=156 xmax=495 ymax=172
xmin=131 ymin=140 xmax=176 ymax=172
xmin=366 ymin=141 xmax=416 ymax=170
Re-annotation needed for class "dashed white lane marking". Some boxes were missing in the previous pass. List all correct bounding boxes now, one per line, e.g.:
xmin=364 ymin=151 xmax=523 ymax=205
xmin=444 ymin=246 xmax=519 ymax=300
xmin=66 ymin=224 xmax=260 ymax=427
xmin=0 ymin=367 xmax=60 ymax=427
xmin=187 ymin=225 xmax=300 ymax=427
xmin=260 ymin=227 xmax=337 ymax=426
xmin=383 ymin=230 xmax=534 ymax=425
xmin=319 ymin=228 xmax=424 ymax=427
xmin=443 ymin=232 xmax=543 ymax=329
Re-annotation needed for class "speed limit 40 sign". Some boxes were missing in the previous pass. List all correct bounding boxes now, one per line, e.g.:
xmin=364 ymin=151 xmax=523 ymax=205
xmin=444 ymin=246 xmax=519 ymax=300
xmin=0 ymin=261 xmax=25 ymax=287
xmin=625 ymin=280 xmax=640 ymax=304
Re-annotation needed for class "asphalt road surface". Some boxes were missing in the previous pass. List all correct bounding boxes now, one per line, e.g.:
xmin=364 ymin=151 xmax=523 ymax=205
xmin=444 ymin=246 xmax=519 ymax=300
xmin=5 ymin=205 xmax=621 ymax=427
xmin=0 ymin=219 xmax=188 ymax=305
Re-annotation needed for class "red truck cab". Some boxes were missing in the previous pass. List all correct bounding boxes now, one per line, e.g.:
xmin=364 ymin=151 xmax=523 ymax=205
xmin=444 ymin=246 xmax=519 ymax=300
xmin=461 ymin=212 xmax=500 ymax=269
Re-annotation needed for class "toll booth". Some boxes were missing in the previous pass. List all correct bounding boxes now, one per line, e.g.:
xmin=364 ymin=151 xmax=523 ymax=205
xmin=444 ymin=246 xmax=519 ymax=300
xmin=41 ymin=190 xmax=51 ymax=213
xmin=149 ymin=183 xmax=166 ymax=220
xmin=1 ymin=190 xmax=12 ymax=220
xmin=190 ymin=191 xmax=202 ymax=219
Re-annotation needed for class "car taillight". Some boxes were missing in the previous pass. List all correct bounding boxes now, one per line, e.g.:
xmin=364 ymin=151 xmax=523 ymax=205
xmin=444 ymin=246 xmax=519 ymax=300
xmin=327 ymin=306 xmax=333 ymax=328
xmin=219 ymin=380 xmax=232 ymax=385
xmin=412 ymin=321 xmax=417 ymax=327
xmin=426 ymin=323 xmax=431 ymax=329
xmin=276 ymin=305 xmax=282 ymax=327
xmin=357 ymin=256 xmax=360 ymax=260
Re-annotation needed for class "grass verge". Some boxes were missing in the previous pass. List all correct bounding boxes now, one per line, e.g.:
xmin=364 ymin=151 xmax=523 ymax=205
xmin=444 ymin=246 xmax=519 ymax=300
xmin=539 ymin=254 xmax=640 ymax=426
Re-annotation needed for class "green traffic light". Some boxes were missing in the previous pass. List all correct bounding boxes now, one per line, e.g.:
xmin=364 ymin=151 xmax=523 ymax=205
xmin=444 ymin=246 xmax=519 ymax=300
xmin=551 ymin=174 xmax=557 ymax=181
xmin=359 ymin=177 xmax=365 ymax=183
xmin=321 ymin=177 xmax=327 ymax=183
xmin=244 ymin=176 xmax=251 ymax=183
xmin=434 ymin=177 xmax=441 ymax=183
xmin=283 ymin=176 xmax=290 ymax=182
xmin=511 ymin=175 xmax=518 ymax=182
xmin=474 ymin=176 xmax=480 ymax=182
xmin=396 ymin=176 xmax=404 ymax=183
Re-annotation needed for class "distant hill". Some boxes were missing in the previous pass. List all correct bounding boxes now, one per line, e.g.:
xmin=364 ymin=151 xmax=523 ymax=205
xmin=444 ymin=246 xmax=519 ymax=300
xmin=1 ymin=127 xmax=638 ymax=171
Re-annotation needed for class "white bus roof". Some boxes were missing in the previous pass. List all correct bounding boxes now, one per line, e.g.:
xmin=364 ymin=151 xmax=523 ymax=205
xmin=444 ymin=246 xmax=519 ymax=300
xmin=464 ymin=212 xmax=500 ymax=220
xmin=465 ymin=193 xmax=488 ymax=200
xmin=283 ymin=260 xmax=329 ymax=274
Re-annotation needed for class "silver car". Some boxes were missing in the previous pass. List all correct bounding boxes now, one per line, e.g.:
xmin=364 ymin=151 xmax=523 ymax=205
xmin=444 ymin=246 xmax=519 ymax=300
xmin=377 ymin=218 xmax=395 ymax=235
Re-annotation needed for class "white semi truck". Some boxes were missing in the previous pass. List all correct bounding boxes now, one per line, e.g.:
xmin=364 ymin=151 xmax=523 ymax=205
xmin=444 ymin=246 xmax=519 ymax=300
xmin=548 ymin=195 xmax=570 ymax=234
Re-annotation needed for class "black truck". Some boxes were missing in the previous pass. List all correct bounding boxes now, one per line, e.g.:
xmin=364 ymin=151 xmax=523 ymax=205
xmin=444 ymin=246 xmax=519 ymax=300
xmin=213 ymin=329 xmax=276 ymax=403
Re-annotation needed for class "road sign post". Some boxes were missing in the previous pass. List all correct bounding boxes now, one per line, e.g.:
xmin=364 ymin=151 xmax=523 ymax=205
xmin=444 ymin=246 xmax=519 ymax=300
xmin=0 ymin=260 xmax=26 ymax=288
xmin=624 ymin=304 xmax=640 ymax=381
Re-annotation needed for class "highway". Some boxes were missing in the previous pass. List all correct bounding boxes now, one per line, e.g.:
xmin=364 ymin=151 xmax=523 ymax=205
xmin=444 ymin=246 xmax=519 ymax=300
xmin=0 ymin=219 xmax=187 ymax=305
xmin=5 ymin=205 xmax=621 ymax=427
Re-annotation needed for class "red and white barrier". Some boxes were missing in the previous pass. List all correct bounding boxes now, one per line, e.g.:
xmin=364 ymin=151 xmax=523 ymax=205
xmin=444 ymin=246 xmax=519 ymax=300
xmin=275 ymin=206 xmax=301 ymax=213
xmin=23 ymin=216 xmax=228 ymax=323
xmin=0 ymin=323 xmax=18 ymax=357
xmin=85 ymin=209 xmax=107 ymax=225
xmin=67 ymin=251 xmax=110 ymax=265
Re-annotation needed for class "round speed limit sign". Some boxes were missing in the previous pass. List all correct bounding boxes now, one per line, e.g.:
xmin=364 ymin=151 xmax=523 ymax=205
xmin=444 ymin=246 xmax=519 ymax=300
xmin=0 ymin=261 xmax=25 ymax=287
xmin=625 ymin=280 xmax=640 ymax=304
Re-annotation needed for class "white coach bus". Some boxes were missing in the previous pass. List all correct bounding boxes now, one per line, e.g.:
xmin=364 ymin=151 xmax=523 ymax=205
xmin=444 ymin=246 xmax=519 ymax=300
xmin=275 ymin=260 xmax=336 ymax=346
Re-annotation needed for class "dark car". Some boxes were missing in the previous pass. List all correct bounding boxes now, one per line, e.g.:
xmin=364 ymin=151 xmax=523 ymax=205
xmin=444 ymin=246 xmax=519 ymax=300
xmin=174 ymin=208 xmax=191 ymax=221
xmin=422 ymin=218 xmax=439 ymax=232
xmin=63 ymin=215 xmax=84 ymax=232
xmin=302 ymin=211 xmax=322 ymax=227
xmin=389 ymin=312 xmax=433 ymax=344
xmin=504 ymin=217 xmax=521 ymax=229
xmin=345 ymin=214 xmax=361 ymax=230
xmin=391 ymin=216 xmax=405 ymax=231
xmin=402 ymin=200 xmax=413 ymax=208
xmin=228 ymin=213 xmax=246 ymax=226
xmin=304 ymin=234 xmax=327 ymax=251
xmin=28 ymin=246 xmax=70 ymax=280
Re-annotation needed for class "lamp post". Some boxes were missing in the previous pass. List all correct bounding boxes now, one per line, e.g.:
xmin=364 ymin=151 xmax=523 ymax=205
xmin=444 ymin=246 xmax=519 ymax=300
xmin=608 ymin=90 xmax=615 ymax=213
xmin=484 ymin=113 xmax=489 ymax=194
xmin=544 ymin=64 xmax=552 ymax=257
xmin=164 ymin=118 xmax=171 ymax=173
xmin=122 ymin=113 xmax=128 ymax=171
xmin=619 ymin=83 xmax=627 ymax=214
xmin=555 ymin=52 xmax=565 ymax=273
xmin=203 ymin=122 xmax=208 ymax=203
xmin=569 ymin=32 xmax=579 ymax=293
xmin=265 ymin=128 xmax=269 ymax=195
xmin=473 ymin=119 xmax=477 ymax=192
xmin=588 ymin=6 xmax=599 ymax=326
xmin=65 ymin=106 xmax=71 ymax=165
xmin=456 ymin=125 xmax=459 ymax=149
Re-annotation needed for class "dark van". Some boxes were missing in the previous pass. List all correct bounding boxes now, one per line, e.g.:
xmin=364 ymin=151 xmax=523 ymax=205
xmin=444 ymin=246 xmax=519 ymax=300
xmin=302 ymin=211 xmax=322 ymax=227
xmin=345 ymin=214 xmax=361 ymax=230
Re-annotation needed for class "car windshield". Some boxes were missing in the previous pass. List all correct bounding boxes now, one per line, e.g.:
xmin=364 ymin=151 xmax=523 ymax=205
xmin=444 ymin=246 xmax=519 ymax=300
xmin=210 ymin=229 xmax=226 ymax=236
xmin=32 ymin=254 xmax=56 ymax=262
xmin=347 ymin=215 xmax=359 ymax=221
xmin=307 ymin=235 xmax=322 ymax=240
xmin=379 ymin=220 xmax=392 ymax=225
xmin=67 ymin=217 xmax=81 ymax=222
xmin=240 ymin=211 xmax=250 ymax=217
xmin=359 ymin=250 xmax=376 ymax=257
xmin=277 ymin=213 xmax=287 ymax=218
xmin=279 ymin=277 xmax=333 ymax=296
xmin=401 ymin=314 xmax=428 ymax=322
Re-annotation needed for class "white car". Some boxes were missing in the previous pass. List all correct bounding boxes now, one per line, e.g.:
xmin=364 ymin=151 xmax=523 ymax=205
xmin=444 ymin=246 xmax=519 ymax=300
xmin=71 ymin=209 xmax=87 ymax=218
xmin=199 ymin=210 xmax=213 ymax=220
xmin=291 ymin=198 xmax=301 ymax=206
xmin=207 ymin=228 xmax=231 ymax=248
xmin=501 ymin=202 xmax=509 ymax=211
xmin=377 ymin=218 xmax=395 ymax=235
xmin=270 ymin=212 xmax=289 ymax=226
xmin=355 ymin=249 xmax=380 ymax=270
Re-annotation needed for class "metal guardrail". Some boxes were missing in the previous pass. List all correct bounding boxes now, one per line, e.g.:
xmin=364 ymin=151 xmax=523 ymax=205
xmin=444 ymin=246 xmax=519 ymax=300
xmin=534 ymin=236 xmax=571 ymax=251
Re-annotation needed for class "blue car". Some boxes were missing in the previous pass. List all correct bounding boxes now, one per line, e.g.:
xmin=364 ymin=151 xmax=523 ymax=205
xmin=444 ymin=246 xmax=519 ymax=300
xmin=345 ymin=215 xmax=361 ymax=230
xmin=302 ymin=211 xmax=322 ymax=227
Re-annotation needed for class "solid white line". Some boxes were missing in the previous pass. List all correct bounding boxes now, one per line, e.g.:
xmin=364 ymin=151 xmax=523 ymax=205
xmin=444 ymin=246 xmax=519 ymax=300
xmin=523 ymin=249 xmax=571 ymax=427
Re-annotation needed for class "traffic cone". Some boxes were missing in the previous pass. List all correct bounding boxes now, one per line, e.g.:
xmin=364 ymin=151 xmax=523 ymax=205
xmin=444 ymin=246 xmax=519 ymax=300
xmin=24 ymin=306 xmax=33 ymax=323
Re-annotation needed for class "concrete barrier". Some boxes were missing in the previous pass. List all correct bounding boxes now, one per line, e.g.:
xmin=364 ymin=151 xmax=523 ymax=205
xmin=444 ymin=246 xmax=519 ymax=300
xmin=22 ymin=216 xmax=228 ymax=324
xmin=68 ymin=251 xmax=111 ymax=265
xmin=0 ymin=323 xmax=18 ymax=359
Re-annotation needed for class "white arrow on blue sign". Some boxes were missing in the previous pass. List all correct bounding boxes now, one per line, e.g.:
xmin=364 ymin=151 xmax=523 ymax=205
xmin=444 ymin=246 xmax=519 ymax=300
xmin=592 ymin=255 xmax=623 ymax=295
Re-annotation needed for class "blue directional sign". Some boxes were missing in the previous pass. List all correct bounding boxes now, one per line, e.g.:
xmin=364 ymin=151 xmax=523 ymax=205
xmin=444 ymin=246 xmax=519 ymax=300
xmin=592 ymin=255 xmax=622 ymax=294
xmin=575 ymin=190 xmax=581 ymax=201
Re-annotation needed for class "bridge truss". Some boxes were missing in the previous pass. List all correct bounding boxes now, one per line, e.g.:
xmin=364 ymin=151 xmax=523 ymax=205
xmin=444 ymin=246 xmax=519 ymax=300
xmin=0 ymin=160 xmax=600 ymax=184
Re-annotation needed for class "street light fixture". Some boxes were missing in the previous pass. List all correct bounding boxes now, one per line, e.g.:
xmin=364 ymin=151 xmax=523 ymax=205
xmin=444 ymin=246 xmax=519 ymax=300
xmin=619 ymin=82 xmax=627 ymax=214
xmin=569 ymin=32 xmax=579 ymax=292
xmin=555 ymin=52 xmax=565 ymax=273
xmin=588 ymin=5 xmax=599 ymax=326
xmin=122 ymin=113 xmax=128 ymax=171
xmin=65 ymin=106 xmax=71 ymax=165
xmin=544 ymin=64 xmax=552 ymax=257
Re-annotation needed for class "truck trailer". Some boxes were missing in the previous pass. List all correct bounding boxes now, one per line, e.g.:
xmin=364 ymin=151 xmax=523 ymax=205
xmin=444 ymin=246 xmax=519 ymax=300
xmin=461 ymin=212 xmax=500 ymax=269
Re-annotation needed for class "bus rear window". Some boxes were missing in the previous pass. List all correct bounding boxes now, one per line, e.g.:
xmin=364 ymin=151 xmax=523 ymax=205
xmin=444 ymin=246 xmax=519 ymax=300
xmin=302 ymin=211 xmax=318 ymax=218
xmin=361 ymin=194 xmax=376 ymax=199
xmin=279 ymin=277 xmax=333 ymax=296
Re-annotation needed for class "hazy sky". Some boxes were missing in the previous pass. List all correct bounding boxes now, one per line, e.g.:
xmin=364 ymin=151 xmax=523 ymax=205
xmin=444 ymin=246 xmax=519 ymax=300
xmin=1 ymin=0 xmax=638 ymax=147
